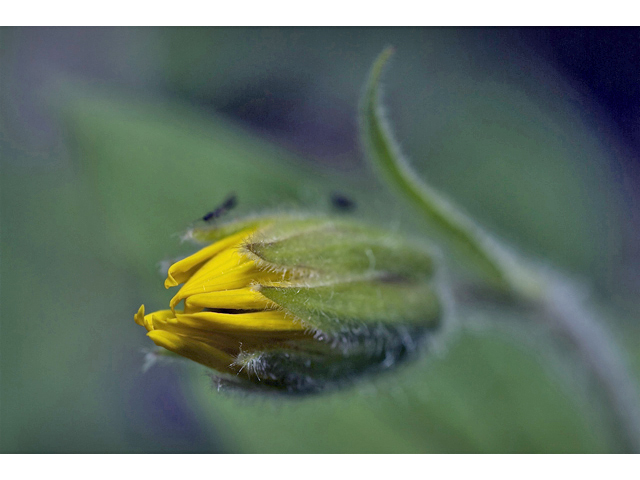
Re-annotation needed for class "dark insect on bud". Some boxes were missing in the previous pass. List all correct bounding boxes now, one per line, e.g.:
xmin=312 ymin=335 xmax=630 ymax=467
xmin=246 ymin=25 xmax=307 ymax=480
xmin=202 ymin=194 xmax=237 ymax=222
xmin=330 ymin=192 xmax=356 ymax=212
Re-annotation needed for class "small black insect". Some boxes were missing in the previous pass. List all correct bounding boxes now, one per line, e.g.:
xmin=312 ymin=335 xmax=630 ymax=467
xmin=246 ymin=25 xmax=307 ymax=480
xmin=330 ymin=192 xmax=356 ymax=212
xmin=202 ymin=194 xmax=237 ymax=222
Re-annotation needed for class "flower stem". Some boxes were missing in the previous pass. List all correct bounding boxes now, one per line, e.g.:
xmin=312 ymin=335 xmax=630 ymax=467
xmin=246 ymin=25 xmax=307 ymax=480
xmin=540 ymin=277 xmax=640 ymax=452
xmin=360 ymin=47 xmax=640 ymax=452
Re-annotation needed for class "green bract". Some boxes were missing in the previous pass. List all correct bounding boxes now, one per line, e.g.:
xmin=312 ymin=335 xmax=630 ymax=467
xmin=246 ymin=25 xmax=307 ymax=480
xmin=138 ymin=215 xmax=442 ymax=394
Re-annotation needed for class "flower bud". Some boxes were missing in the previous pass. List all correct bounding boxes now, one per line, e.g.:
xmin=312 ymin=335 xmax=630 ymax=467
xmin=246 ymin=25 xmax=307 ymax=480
xmin=136 ymin=215 xmax=441 ymax=394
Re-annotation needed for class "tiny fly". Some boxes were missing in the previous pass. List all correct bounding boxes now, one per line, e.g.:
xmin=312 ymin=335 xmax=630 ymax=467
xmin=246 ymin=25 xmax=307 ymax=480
xmin=330 ymin=192 xmax=356 ymax=212
xmin=201 ymin=194 xmax=237 ymax=222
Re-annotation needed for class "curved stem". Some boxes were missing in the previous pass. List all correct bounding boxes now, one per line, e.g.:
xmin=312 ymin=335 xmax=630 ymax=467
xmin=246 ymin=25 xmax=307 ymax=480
xmin=360 ymin=47 xmax=640 ymax=452
xmin=359 ymin=47 xmax=541 ymax=299
xmin=540 ymin=278 xmax=640 ymax=452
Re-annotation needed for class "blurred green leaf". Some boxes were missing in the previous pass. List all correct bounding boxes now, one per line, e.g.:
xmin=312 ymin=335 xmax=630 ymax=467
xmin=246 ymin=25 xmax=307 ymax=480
xmin=57 ymin=90 xmax=341 ymax=273
xmin=54 ymin=86 xmax=615 ymax=453
xmin=187 ymin=325 xmax=608 ymax=453
xmin=2 ymin=27 xmax=636 ymax=455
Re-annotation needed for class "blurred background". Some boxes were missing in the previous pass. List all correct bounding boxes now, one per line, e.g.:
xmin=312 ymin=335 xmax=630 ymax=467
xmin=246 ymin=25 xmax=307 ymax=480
xmin=1 ymin=27 xmax=639 ymax=453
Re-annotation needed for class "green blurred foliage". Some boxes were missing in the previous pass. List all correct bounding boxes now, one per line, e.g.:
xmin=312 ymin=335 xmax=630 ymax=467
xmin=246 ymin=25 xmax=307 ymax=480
xmin=1 ymin=27 xmax=637 ymax=452
xmin=194 ymin=326 xmax=608 ymax=453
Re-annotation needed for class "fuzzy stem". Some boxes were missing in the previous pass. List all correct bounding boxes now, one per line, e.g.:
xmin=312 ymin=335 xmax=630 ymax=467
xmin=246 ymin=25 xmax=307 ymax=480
xmin=360 ymin=47 xmax=640 ymax=452
xmin=359 ymin=47 xmax=542 ymax=299
xmin=540 ymin=277 xmax=640 ymax=452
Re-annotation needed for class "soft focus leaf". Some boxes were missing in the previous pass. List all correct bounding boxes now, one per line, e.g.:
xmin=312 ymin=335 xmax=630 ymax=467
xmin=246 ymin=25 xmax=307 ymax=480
xmin=2 ymin=27 xmax=636 ymax=454
xmin=57 ymin=89 xmax=346 ymax=273
xmin=189 ymin=324 xmax=609 ymax=453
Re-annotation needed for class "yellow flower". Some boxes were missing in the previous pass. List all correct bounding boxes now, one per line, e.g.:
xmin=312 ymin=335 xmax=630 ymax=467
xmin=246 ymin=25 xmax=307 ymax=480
xmin=136 ymin=216 xmax=441 ymax=394
xmin=136 ymin=226 xmax=311 ymax=376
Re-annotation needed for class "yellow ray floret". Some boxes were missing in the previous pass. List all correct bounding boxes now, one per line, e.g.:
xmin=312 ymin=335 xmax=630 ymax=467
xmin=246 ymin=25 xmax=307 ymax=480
xmin=137 ymin=305 xmax=305 ymax=337
xmin=136 ymin=227 xmax=310 ymax=370
xmin=184 ymin=287 xmax=272 ymax=312
xmin=164 ymin=228 xmax=257 ymax=288
xmin=147 ymin=330 xmax=239 ymax=374
xmin=168 ymin=230 xmax=287 ymax=311
xmin=174 ymin=311 xmax=306 ymax=335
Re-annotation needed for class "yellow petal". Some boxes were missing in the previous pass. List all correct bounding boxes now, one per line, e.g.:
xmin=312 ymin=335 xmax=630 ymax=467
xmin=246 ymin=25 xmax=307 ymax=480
xmin=164 ymin=228 xmax=256 ymax=288
xmin=184 ymin=287 xmax=273 ymax=311
xmin=169 ymin=261 xmax=275 ymax=310
xmin=144 ymin=307 xmax=301 ymax=353
xmin=147 ymin=330 xmax=238 ymax=374
xmin=181 ymin=242 xmax=247 ymax=285
xmin=134 ymin=305 xmax=146 ymax=326
xmin=175 ymin=310 xmax=307 ymax=336
xmin=140 ymin=309 xmax=180 ymax=332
